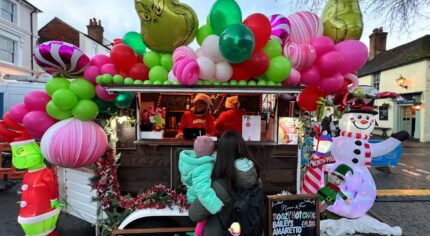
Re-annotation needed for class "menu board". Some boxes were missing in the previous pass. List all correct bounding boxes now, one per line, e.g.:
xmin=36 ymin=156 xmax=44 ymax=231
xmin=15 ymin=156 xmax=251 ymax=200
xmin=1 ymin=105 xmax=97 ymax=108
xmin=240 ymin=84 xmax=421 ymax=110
xmin=278 ymin=117 xmax=299 ymax=145
xmin=242 ymin=115 xmax=261 ymax=141
xmin=379 ymin=106 xmax=388 ymax=120
xmin=267 ymin=195 xmax=319 ymax=236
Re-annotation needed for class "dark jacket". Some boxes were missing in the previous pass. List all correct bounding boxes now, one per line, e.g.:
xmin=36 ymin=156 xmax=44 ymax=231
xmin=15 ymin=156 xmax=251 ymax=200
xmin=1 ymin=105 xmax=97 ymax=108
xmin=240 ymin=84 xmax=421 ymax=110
xmin=188 ymin=158 xmax=259 ymax=236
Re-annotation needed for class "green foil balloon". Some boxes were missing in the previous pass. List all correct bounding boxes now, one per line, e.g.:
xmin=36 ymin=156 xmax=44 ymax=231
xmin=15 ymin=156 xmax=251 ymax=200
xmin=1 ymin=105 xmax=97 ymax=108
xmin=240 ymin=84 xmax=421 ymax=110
xmin=72 ymin=100 xmax=99 ymax=121
xmin=135 ymin=0 xmax=199 ymax=52
xmin=123 ymin=31 xmax=147 ymax=55
xmin=321 ymin=0 xmax=363 ymax=43
xmin=197 ymin=24 xmax=214 ymax=46
xmin=210 ymin=0 xmax=242 ymax=35
xmin=115 ymin=92 xmax=135 ymax=108
xmin=219 ymin=24 xmax=255 ymax=63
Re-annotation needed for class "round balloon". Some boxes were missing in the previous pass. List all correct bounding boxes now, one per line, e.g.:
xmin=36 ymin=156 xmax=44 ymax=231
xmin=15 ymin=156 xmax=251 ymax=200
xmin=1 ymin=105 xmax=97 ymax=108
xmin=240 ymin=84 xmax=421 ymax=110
xmin=110 ymin=44 xmax=138 ymax=72
xmin=197 ymin=24 xmax=214 ymax=46
xmin=243 ymin=13 xmax=272 ymax=50
xmin=197 ymin=56 xmax=216 ymax=81
xmin=72 ymin=100 xmax=99 ymax=121
xmin=114 ymin=92 xmax=134 ymax=108
xmin=34 ymin=41 xmax=90 ymax=77
xmin=283 ymin=68 xmax=301 ymax=87
xmin=318 ymin=73 xmax=344 ymax=93
xmin=266 ymin=56 xmax=291 ymax=83
xmin=287 ymin=11 xmax=324 ymax=44
xmin=45 ymin=77 xmax=70 ymax=96
xmin=69 ymin=79 xmax=96 ymax=100
xmin=300 ymin=65 xmax=321 ymax=86
xmin=270 ymin=14 xmax=291 ymax=45
xmin=24 ymin=91 xmax=51 ymax=111
xmin=283 ymin=42 xmax=316 ymax=71
xmin=209 ymin=0 xmax=242 ymax=35
xmin=297 ymin=86 xmax=326 ymax=111
xmin=173 ymin=46 xmax=196 ymax=62
xmin=52 ymin=89 xmax=78 ymax=110
xmin=214 ymin=61 xmax=233 ymax=82
xmin=335 ymin=40 xmax=368 ymax=74
xmin=201 ymin=35 xmax=224 ymax=62
xmin=84 ymin=66 xmax=101 ymax=85
xmin=219 ymin=24 xmax=255 ymax=63
xmin=46 ymin=101 xmax=73 ymax=120
xmin=91 ymin=54 xmax=111 ymax=68
xmin=22 ymin=111 xmax=57 ymax=137
xmin=123 ymin=31 xmax=147 ymax=55
xmin=8 ymin=103 xmax=30 ymax=124
xmin=129 ymin=63 xmax=150 ymax=81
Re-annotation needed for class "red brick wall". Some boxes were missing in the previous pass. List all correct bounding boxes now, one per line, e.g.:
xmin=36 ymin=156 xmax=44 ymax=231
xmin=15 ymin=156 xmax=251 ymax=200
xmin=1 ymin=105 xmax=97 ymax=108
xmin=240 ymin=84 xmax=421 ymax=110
xmin=38 ymin=18 xmax=80 ymax=47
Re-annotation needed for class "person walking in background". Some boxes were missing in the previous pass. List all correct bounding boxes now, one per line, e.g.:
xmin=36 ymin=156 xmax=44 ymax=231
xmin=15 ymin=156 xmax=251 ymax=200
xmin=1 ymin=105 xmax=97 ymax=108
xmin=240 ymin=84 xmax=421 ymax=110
xmin=215 ymin=96 xmax=246 ymax=136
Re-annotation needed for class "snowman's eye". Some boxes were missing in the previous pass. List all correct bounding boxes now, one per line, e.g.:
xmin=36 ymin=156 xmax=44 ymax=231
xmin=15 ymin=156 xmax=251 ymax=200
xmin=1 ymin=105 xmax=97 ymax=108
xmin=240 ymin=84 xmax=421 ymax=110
xmin=358 ymin=115 xmax=362 ymax=119
xmin=366 ymin=116 xmax=369 ymax=120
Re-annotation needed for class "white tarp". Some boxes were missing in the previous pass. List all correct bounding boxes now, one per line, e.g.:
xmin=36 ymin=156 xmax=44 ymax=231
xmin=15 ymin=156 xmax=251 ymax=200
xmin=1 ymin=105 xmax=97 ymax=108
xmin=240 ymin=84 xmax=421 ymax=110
xmin=321 ymin=215 xmax=402 ymax=236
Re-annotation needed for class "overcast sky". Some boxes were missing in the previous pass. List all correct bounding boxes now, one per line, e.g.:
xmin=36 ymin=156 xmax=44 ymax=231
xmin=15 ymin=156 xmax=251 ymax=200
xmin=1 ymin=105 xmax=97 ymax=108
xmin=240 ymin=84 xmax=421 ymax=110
xmin=30 ymin=0 xmax=430 ymax=50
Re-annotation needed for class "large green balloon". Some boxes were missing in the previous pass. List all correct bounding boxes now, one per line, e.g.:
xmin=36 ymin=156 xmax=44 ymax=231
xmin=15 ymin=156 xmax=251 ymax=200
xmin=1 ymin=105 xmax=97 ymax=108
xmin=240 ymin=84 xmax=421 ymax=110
xmin=114 ymin=92 xmax=134 ymax=108
xmin=219 ymin=24 xmax=255 ymax=63
xmin=69 ymin=78 xmax=95 ymax=100
xmin=263 ymin=40 xmax=282 ymax=59
xmin=197 ymin=25 xmax=214 ymax=46
xmin=143 ymin=51 xmax=161 ymax=68
xmin=210 ymin=0 xmax=242 ymax=35
xmin=45 ymin=78 xmax=70 ymax=96
xmin=266 ymin=56 xmax=292 ymax=83
xmin=123 ymin=31 xmax=147 ymax=55
xmin=149 ymin=66 xmax=168 ymax=82
xmin=93 ymin=97 xmax=112 ymax=113
xmin=72 ymin=100 xmax=99 ymax=121
xmin=46 ymin=101 xmax=73 ymax=120
xmin=52 ymin=89 xmax=78 ymax=110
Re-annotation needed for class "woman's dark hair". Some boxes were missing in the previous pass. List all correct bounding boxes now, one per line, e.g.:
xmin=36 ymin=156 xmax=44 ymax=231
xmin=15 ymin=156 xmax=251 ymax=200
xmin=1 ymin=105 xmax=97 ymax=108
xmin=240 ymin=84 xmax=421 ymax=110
xmin=212 ymin=130 xmax=260 ymax=191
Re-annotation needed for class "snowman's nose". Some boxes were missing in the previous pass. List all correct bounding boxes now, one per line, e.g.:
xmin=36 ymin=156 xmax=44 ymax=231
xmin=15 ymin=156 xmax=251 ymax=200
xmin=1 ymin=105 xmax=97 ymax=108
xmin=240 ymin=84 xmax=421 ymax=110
xmin=360 ymin=120 xmax=368 ymax=125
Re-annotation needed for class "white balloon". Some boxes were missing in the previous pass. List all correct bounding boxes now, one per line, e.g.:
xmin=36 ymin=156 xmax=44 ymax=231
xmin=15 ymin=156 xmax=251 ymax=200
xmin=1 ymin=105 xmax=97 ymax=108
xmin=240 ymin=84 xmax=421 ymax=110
xmin=201 ymin=35 xmax=224 ymax=62
xmin=197 ymin=56 xmax=216 ymax=81
xmin=214 ymin=61 xmax=233 ymax=82
xmin=195 ymin=48 xmax=204 ymax=58
xmin=168 ymin=70 xmax=178 ymax=83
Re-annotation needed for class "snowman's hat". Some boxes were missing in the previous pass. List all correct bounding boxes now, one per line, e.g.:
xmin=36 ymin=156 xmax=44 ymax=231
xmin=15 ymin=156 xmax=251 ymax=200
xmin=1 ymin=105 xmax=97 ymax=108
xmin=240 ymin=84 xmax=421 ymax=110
xmin=332 ymin=164 xmax=354 ymax=179
xmin=346 ymin=98 xmax=378 ymax=115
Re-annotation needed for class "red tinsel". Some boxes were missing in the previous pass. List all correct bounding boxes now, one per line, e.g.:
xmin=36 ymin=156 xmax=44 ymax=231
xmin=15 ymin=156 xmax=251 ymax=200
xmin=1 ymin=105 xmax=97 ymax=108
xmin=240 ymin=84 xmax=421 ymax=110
xmin=91 ymin=147 xmax=189 ymax=211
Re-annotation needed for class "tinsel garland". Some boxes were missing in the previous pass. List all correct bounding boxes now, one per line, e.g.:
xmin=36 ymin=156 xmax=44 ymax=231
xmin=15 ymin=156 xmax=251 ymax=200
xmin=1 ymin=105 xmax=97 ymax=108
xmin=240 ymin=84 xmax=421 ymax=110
xmin=91 ymin=147 xmax=189 ymax=211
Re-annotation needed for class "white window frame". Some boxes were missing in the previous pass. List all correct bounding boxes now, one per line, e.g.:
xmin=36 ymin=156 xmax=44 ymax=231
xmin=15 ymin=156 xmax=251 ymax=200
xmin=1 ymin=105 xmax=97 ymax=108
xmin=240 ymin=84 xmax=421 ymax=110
xmin=372 ymin=72 xmax=380 ymax=90
xmin=91 ymin=42 xmax=98 ymax=58
xmin=0 ymin=29 xmax=21 ymax=66
xmin=1 ymin=0 xmax=17 ymax=25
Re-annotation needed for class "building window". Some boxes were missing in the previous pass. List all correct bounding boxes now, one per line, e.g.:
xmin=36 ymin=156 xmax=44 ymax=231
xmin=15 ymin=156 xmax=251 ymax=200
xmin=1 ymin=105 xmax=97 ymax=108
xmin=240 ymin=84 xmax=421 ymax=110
xmin=92 ymin=43 xmax=98 ymax=57
xmin=372 ymin=72 xmax=380 ymax=90
xmin=1 ymin=0 xmax=16 ymax=24
xmin=0 ymin=35 xmax=16 ymax=63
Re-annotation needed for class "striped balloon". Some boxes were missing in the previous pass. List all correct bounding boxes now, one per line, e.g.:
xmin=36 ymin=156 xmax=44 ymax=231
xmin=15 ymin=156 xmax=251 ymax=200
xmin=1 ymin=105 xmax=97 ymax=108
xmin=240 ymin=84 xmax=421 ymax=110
xmin=287 ymin=11 xmax=323 ymax=44
xmin=283 ymin=68 xmax=301 ymax=87
xmin=34 ymin=41 xmax=90 ymax=78
xmin=283 ymin=42 xmax=316 ymax=71
xmin=269 ymin=14 xmax=291 ymax=45
xmin=41 ymin=118 xmax=108 ymax=168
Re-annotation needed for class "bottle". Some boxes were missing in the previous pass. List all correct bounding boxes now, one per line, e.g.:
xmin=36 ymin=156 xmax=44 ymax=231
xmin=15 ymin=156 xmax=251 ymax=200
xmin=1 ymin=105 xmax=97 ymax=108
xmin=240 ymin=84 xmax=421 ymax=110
xmin=186 ymin=99 xmax=191 ymax=111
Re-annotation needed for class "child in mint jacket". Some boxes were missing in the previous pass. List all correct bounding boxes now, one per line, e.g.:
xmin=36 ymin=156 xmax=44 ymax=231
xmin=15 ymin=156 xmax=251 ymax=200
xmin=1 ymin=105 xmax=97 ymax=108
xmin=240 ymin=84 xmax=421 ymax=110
xmin=179 ymin=136 xmax=222 ymax=236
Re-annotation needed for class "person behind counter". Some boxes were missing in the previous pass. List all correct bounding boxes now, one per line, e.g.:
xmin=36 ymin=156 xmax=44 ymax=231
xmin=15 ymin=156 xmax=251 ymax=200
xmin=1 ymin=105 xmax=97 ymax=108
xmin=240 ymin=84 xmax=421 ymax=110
xmin=215 ymin=96 xmax=246 ymax=135
xmin=175 ymin=93 xmax=216 ymax=139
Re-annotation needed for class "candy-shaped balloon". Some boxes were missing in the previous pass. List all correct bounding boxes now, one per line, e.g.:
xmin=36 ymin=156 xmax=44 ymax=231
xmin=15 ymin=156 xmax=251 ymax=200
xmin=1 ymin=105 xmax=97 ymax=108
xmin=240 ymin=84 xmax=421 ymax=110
xmin=173 ymin=57 xmax=199 ymax=86
xmin=287 ymin=11 xmax=324 ymax=44
xmin=34 ymin=41 xmax=90 ymax=77
xmin=270 ymin=14 xmax=291 ymax=45
xmin=283 ymin=68 xmax=301 ymax=87
xmin=283 ymin=42 xmax=316 ymax=71
xmin=134 ymin=0 xmax=198 ymax=52
xmin=321 ymin=0 xmax=363 ymax=43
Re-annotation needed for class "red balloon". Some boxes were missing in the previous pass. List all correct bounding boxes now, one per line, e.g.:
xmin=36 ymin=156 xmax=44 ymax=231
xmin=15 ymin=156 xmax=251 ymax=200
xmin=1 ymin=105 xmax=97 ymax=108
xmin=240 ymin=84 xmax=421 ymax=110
xmin=242 ymin=50 xmax=269 ymax=77
xmin=297 ymin=86 xmax=326 ymax=111
xmin=129 ymin=63 xmax=149 ymax=81
xmin=110 ymin=44 xmax=138 ymax=72
xmin=137 ymin=55 xmax=144 ymax=63
xmin=243 ymin=13 xmax=272 ymax=50
xmin=231 ymin=64 xmax=251 ymax=82
xmin=113 ymin=38 xmax=123 ymax=45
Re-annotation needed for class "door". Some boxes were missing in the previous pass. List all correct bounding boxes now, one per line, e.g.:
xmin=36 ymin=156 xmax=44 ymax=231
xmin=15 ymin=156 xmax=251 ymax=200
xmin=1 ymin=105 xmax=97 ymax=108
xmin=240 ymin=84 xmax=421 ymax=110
xmin=398 ymin=106 xmax=414 ymax=136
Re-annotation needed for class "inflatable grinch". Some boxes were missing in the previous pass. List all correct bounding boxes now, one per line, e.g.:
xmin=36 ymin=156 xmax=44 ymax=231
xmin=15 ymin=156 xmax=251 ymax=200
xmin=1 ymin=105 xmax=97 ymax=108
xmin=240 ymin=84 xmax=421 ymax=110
xmin=11 ymin=140 xmax=61 ymax=236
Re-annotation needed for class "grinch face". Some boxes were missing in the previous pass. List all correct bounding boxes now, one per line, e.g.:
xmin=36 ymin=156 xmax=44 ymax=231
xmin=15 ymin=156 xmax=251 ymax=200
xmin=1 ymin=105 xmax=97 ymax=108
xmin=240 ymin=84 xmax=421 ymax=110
xmin=339 ymin=112 xmax=376 ymax=135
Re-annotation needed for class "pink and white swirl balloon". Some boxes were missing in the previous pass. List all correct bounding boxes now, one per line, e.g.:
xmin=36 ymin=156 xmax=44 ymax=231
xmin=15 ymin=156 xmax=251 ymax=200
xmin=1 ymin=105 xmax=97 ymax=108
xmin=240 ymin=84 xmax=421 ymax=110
xmin=173 ymin=57 xmax=200 ymax=86
xmin=283 ymin=42 xmax=316 ymax=71
xmin=269 ymin=14 xmax=291 ymax=45
xmin=287 ymin=11 xmax=323 ymax=44
xmin=34 ymin=41 xmax=90 ymax=78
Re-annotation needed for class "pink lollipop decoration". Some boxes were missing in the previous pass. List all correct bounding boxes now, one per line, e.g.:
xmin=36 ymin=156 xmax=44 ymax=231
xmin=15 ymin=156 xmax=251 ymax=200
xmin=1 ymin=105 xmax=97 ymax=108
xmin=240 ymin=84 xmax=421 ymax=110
xmin=283 ymin=68 xmax=301 ymax=87
xmin=287 ymin=11 xmax=323 ymax=44
xmin=34 ymin=41 xmax=90 ymax=78
xmin=41 ymin=118 xmax=108 ymax=168
xmin=173 ymin=57 xmax=200 ymax=86
xmin=283 ymin=42 xmax=316 ymax=71
xmin=270 ymin=14 xmax=291 ymax=45
xmin=173 ymin=46 xmax=196 ymax=62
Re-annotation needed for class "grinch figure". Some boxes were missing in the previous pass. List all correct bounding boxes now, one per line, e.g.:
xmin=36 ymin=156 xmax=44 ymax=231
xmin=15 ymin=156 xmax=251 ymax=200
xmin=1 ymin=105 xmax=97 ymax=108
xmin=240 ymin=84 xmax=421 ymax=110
xmin=317 ymin=164 xmax=354 ymax=212
xmin=11 ymin=139 xmax=61 ymax=236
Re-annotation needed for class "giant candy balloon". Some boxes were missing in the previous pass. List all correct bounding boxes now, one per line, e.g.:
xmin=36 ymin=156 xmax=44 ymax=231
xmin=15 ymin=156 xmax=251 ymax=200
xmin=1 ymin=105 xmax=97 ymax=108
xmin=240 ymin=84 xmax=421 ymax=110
xmin=41 ymin=118 xmax=108 ymax=168
xmin=34 ymin=41 xmax=90 ymax=77
xmin=288 ymin=11 xmax=324 ymax=44
xmin=269 ymin=14 xmax=291 ymax=45
xmin=134 ymin=0 xmax=198 ymax=52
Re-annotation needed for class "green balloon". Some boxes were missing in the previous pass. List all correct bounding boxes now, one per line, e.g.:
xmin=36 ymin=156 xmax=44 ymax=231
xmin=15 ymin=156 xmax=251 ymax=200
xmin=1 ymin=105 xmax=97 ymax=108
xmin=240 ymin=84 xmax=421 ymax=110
xmin=144 ymin=51 xmax=161 ymax=68
xmin=134 ymin=80 xmax=143 ymax=85
xmin=197 ymin=25 xmax=214 ymax=46
xmin=102 ymin=74 xmax=113 ymax=85
xmin=229 ymin=80 xmax=238 ymax=86
xmin=210 ymin=0 xmax=242 ymax=35
xmin=248 ymin=80 xmax=257 ymax=86
xmin=267 ymin=81 xmax=276 ymax=86
xmin=221 ymin=82 xmax=229 ymax=86
xmin=266 ymin=56 xmax=292 ymax=83
xmin=46 ymin=78 xmax=70 ymax=96
xmin=173 ymin=81 xmax=180 ymax=85
xmin=143 ymin=80 xmax=152 ymax=85
xmin=238 ymin=80 xmax=247 ymax=86
xmin=52 ymin=89 xmax=78 ymax=110
xmin=195 ymin=80 xmax=203 ymax=85
xmin=123 ymin=31 xmax=146 ymax=55
xmin=46 ymin=101 xmax=72 ymax=120
xmin=207 ymin=14 xmax=211 ymax=26
xmin=69 ymin=78 xmax=95 ymax=100
xmin=153 ymin=80 xmax=162 ymax=85
xmin=163 ymin=80 xmax=172 ymax=85
xmin=149 ymin=66 xmax=168 ymax=82
xmin=219 ymin=24 xmax=255 ymax=63
xmin=257 ymin=80 xmax=267 ymax=86
xmin=203 ymin=80 xmax=212 ymax=85
xmin=124 ymin=77 xmax=134 ymax=85
xmin=72 ymin=100 xmax=99 ymax=121
xmin=160 ymin=54 xmax=173 ymax=71
xmin=113 ymin=75 xmax=124 ymax=84
xmin=213 ymin=81 xmax=221 ymax=86
xmin=263 ymin=40 xmax=282 ymax=59
xmin=114 ymin=92 xmax=134 ymax=108
xmin=93 ymin=97 xmax=112 ymax=113
xmin=96 ymin=75 xmax=103 ymax=84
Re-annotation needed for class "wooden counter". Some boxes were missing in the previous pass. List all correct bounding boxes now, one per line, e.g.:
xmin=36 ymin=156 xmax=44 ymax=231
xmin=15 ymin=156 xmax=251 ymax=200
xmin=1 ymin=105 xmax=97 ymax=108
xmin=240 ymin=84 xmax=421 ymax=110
xmin=118 ymin=139 xmax=298 ymax=196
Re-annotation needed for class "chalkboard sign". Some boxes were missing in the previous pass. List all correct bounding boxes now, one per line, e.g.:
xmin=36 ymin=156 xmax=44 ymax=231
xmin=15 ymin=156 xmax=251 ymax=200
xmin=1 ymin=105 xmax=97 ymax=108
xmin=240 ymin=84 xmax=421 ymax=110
xmin=379 ymin=106 xmax=388 ymax=120
xmin=267 ymin=195 xmax=319 ymax=236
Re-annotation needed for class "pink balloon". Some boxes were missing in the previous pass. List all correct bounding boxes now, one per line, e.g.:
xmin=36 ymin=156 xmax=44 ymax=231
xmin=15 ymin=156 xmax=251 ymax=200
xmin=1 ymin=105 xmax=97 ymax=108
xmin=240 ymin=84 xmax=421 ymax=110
xmin=283 ymin=68 xmax=301 ymax=86
xmin=335 ymin=40 xmax=369 ymax=74
xmin=173 ymin=46 xmax=196 ymax=62
xmin=23 ymin=111 xmax=56 ymax=134
xmin=100 ymin=63 xmax=118 ymax=76
xmin=173 ymin=57 xmax=199 ymax=86
xmin=91 ymin=54 xmax=111 ymax=68
xmin=96 ymin=85 xmax=116 ymax=101
xmin=24 ymin=91 xmax=51 ymax=111
xmin=318 ymin=73 xmax=344 ymax=93
xmin=287 ymin=11 xmax=323 ymax=44
xmin=28 ymin=130 xmax=45 ymax=139
xmin=311 ymin=36 xmax=335 ymax=58
xmin=283 ymin=42 xmax=316 ymax=71
xmin=317 ymin=51 xmax=344 ymax=76
xmin=84 ymin=66 xmax=101 ymax=84
xmin=300 ymin=65 xmax=321 ymax=86
xmin=8 ymin=103 xmax=29 ymax=123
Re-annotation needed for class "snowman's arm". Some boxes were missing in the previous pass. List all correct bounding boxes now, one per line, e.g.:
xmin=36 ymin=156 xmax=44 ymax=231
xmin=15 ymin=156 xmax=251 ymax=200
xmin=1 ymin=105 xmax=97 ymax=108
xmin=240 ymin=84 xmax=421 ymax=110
xmin=370 ymin=137 xmax=401 ymax=158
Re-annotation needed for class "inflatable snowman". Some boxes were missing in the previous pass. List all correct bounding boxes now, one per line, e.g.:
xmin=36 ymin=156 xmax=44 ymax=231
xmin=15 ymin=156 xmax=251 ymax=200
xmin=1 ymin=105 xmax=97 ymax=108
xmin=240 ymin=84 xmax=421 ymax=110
xmin=326 ymin=101 xmax=408 ymax=218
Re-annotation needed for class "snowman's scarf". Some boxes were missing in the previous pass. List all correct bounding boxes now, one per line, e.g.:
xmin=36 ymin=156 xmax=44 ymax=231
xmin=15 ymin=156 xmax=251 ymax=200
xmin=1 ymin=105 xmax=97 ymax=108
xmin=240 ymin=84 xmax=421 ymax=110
xmin=339 ymin=131 xmax=372 ymax=167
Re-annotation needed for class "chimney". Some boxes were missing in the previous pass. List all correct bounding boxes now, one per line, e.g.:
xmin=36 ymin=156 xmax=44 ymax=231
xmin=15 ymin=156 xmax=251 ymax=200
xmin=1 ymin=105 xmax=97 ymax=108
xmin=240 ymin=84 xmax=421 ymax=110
xmin=369 ymin=27 xmax=388 ymax=60
xmin=87 ymin=18 xmax=104 ymax=44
